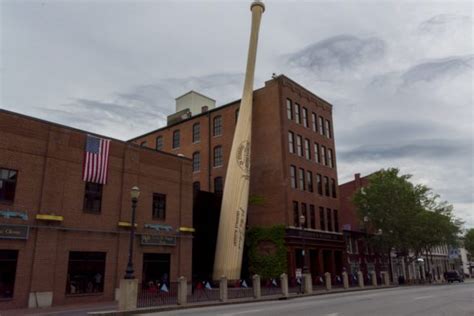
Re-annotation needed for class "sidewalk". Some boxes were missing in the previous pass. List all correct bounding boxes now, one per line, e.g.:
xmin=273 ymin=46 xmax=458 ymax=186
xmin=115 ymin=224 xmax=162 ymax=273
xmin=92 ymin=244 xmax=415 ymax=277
xmin=0 ymin=301 xmax=117 ymax=316
xmin=89 ymin=285 xmax=396 ymax=316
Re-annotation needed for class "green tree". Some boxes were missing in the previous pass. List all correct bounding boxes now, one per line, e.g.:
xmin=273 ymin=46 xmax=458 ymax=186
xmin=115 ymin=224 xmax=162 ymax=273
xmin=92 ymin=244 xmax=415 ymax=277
xmin=465 ymin=229 xmax=474 ymax=259
xmin=353 ymin=168 xmax=462 ymax=279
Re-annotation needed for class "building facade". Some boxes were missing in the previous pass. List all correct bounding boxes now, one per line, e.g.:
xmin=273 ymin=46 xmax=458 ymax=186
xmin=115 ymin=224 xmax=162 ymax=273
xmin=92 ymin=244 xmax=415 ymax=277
xmin=0 ymin=110 xmax=193 ymax=309
xmin=131 ymin=75 xmax=345 ymax=282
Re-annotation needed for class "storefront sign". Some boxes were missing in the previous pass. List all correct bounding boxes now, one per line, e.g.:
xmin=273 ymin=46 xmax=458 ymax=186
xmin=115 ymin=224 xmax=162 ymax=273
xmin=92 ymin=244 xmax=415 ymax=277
xmin=0 ymin=224 xmax=29 ymax=240
xmin=141 ymin=234 xmax=176 ymax=246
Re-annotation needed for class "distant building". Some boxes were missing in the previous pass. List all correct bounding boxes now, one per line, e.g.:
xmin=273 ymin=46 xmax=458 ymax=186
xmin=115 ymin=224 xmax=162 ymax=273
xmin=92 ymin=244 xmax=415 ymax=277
xmin=0 ymin=110 xmax=193 ymax=309
xmin=131 ymin=75 xmax=345 ymax=283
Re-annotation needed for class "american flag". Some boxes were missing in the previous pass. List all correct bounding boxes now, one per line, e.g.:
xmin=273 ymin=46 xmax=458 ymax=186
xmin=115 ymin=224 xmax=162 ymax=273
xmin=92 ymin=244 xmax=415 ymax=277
xmin=83 ymin=135 xmax=111 ymax=184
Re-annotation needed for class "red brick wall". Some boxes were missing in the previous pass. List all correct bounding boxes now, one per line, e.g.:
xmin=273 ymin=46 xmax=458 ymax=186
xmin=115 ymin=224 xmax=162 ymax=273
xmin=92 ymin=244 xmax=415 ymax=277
xmin=132 ymin=75 xmax=340 ymax=231
xmin=0 ymin=110 xmax=192 ymax=309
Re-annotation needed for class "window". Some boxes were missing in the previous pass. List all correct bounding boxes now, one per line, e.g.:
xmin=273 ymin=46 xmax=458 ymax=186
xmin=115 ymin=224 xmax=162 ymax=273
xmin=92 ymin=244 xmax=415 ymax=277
xmin=319 ymin=116 xmax=324 ymax=136
xmin=152 ymin=193 xmax=166 ymax=220
xmin=214 ymin=177 xmax=223 ymax=194
xmin=324 ymin=176 xmax=330 ymax=197
xmin=192 ymin=152 xmax=200 ymax=172
xmin=301 ymin=203 xmax=307 ymax=228
xmin=66 ymin=251 xmax=106 ymax=295
xmin=328 ymin=149 xmax=333 ymax=168
xmin=314 ymin=143 xmax=320 ymax=163
xmin=302 ymin=107 xmax=308 ymax=128
xmin=213 ymin=116 xmax=222 ymax=136
xmin=334 ymin=210 xmax=339 ymax=232
xmin=172 ymin=130 xmax=180 ymax=149
xmin=319 ymin=207 xmax=325 ymax=230
xmin=293 ymin=201 xmax=299 ymax=227
xmin=295 ymin=104 xmax=301 ymax=124
xmin=213 ymin=146 xmax=223 ymax=167
xmin=286 ymin=99 xmax=293 ymax=120
xmin=317 ymin=174 xmax=322 ymax=195
xmin=290 ymin=165 xmax=297 ymax=189
xmin=307 ymin=171 xmax=313 ymax=192
xmin=296 ymin=135 xmax=303 ymax=156
xmin=83 ymin=182 xmax=102 ymax=213
xmin=156 ymin=136 xmax=163 ymax=150
xmin=0 ymin=168 xmax=17 ymax=203
xmin=235 ymin=109 xmax=240 ymax=123
xmin=140 ymin=141 xmax=147 ymax=147
xmin=312 ymin=113 xmax=317 ymax=132
xmin=321 ymin=145 xmax=327 ymax=166
xmin=325 ymin=120 xmax=332 ymax=138
xmin=327 ymin=208 xmax=333 ymax=231
xmin=298 ymin=168 xmax=305 ymax=191
xmin=288 ymin=132 xmax=295 ymax=154
xmin=0 ymin=250 xmax=18 ymax=298
xmin=331 ymin=178 xmax=337 ymax=198
xmin=193 ymin=181 xmax=200 ymax=195
xmin=304 ymin=138 xmax=311 ymax=160
xmin=309 ymin=205 xmax=316 ymax=229
xmin=192 ymin=123 xmax=200 ymax=143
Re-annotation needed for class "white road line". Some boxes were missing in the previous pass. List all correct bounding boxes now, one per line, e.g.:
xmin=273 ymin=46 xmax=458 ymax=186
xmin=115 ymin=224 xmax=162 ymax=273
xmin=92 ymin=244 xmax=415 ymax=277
xmin=413 ymin=295 xmax=434 ymax=300
xmin=221 ymin=308 xmax=265 ymax=316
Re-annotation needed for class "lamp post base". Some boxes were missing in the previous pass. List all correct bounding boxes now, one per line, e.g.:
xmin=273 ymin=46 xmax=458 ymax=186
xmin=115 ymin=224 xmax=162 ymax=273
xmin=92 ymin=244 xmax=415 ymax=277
xmin=118 ymin=278 xmax=138 ymax=311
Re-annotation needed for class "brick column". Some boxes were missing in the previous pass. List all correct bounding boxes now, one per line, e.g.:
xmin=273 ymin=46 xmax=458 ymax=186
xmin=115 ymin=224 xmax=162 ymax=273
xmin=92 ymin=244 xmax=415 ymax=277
xmin=303 ymin=273 xmax=312 ymax=294
xmin=370 ymin=271 xmax=377 ymax=286
xmin=342 ymin=272 xmax=349 ymax=289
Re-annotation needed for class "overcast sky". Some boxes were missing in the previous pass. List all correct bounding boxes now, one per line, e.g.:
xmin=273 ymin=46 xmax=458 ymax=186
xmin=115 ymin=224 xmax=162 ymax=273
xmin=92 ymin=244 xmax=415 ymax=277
xmin=1 ymin=0 xmax=473 ymax=228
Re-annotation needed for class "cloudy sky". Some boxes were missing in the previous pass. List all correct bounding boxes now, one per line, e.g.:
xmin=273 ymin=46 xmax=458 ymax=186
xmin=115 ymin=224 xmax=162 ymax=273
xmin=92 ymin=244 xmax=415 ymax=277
xmin=1 ymin=0 xmax=473 ymax=227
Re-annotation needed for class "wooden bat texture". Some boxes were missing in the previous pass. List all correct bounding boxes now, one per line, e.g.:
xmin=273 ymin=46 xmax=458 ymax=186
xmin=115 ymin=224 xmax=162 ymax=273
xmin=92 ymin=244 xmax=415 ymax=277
xmin=213 ymin=0 xmax=265 ymax=281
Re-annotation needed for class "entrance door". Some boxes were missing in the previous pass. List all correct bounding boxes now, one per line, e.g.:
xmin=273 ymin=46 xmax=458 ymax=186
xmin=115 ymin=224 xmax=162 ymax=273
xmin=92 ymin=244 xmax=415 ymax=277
xmin=142 ymin=253 xmax=170 ymax=287
xmin=0 ymin=250 xmax=18 ymax=298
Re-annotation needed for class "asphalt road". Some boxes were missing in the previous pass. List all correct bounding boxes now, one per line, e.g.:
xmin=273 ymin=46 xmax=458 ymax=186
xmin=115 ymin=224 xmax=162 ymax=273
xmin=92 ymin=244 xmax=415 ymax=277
xmin=142 ymin=281 xmax=474 ymax=316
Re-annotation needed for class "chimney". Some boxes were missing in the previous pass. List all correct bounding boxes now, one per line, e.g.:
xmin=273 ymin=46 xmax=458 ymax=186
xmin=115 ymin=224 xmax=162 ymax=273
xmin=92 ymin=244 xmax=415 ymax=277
xmin=355 ymin=173 xmax=360 ymax=181
xmin=201 ymin=106 xmax=208 ymax=113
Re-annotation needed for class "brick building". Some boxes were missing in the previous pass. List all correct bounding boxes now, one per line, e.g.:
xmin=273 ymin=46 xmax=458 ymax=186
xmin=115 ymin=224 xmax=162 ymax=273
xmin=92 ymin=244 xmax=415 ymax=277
xmin=0 ymin=110 xmax=193 ymax=309
xmin=131 ymin=75 xmax=345 ymax=282
xmin=339 ymin=173 xmax=389 ymax=282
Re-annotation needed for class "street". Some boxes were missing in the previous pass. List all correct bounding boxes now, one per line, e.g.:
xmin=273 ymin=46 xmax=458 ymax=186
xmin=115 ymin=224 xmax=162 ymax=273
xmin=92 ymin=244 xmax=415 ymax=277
xmin=142 ymin=281 xmax=474 ymax=316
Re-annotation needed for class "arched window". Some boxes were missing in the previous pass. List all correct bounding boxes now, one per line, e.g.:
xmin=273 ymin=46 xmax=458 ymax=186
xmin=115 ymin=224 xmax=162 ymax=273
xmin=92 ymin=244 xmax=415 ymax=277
xmin=192 ymin=152 xmax=200 ymax=172
xmin=213 ymin=146 xmax=223 ymax=167
xmin=214 ymin=177 xmax=223 ymax=194
xmin=172 ymin=130 xmax=180 ymax=149
xmin=213 ymin=116 xmax=222 ymax=136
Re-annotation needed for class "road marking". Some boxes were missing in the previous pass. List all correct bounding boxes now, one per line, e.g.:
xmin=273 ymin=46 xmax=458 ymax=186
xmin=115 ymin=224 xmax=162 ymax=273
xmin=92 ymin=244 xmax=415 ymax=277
xmin=222 ymin=309 xmax=265 ymax=316
xmin=413 ymin=295 xmax=434 ymax=300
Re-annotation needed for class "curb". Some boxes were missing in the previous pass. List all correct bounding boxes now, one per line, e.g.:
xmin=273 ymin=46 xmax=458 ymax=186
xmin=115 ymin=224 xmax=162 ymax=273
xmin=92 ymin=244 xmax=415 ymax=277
xmin=89 ymin=285 xmax=398 ymax=315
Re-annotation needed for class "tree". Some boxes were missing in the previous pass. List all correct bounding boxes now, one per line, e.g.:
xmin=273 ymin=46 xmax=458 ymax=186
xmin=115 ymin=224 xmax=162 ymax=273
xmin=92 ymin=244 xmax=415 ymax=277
xmin=353 ymin=168 xmax=462 ymax=280
xmin=465 ymin=229 xmax=474 ymax=259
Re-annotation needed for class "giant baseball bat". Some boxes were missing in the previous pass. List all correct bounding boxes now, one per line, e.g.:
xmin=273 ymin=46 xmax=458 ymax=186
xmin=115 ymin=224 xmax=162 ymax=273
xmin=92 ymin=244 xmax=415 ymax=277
xmin=213 ymin=0 xmax=265 ymax=281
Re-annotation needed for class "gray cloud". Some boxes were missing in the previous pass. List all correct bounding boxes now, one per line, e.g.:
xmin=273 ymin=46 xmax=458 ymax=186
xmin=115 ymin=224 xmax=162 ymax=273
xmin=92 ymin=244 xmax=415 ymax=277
xmin=285 ymin=35 xmax=386 ymax=76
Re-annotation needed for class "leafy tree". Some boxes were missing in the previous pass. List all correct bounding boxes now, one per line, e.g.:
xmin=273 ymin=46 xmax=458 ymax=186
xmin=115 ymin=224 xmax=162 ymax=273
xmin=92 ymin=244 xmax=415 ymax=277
xmin=353 ymin=168 xmax=462 ymax=279
xmin=465 ymin=229 xmax=474 ymax=259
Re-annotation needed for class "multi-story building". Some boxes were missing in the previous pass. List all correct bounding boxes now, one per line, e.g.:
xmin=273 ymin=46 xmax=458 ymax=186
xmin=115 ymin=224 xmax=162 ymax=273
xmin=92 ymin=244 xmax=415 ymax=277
xmin=0 ymin=109 xmax=193 ymax=309
xmin=131 ymin=75 xmax=345 ymax=281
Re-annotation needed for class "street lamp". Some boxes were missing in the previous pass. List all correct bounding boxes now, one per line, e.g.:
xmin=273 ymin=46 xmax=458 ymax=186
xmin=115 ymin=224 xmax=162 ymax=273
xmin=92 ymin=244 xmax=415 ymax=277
xmin=299 ymin=215 xmax=308 ymax=273
xmin=124 ymin=186 xmax=140 ymax=279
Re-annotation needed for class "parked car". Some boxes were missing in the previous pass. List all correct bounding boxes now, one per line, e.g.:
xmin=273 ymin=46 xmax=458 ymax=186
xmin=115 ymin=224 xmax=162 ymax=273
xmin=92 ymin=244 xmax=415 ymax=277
xmin=445 ymin=271 xmax=464 ymax=283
